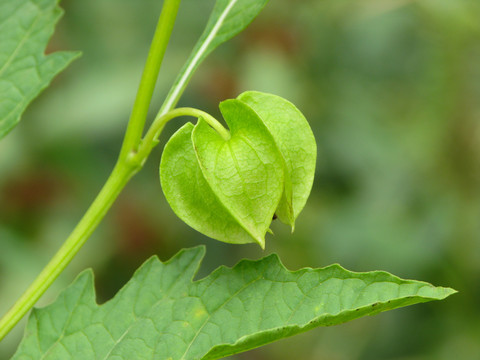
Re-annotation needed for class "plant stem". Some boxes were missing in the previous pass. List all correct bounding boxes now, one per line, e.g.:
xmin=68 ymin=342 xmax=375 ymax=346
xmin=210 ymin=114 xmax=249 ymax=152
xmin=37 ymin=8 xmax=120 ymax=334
xmin=0 ymin=105 xmax=227 ymax=341
xmin=0 ymin=162 xmax=134 ymax=341
xmin=0 ymin=0 xmax=232 ymax=342
xmin=134 ymin=107 xmax=229 ymax=162
xmin=119 ymin=0 xmax=182 ymax=161
xmin=0 ymin=0 xmax=182 ymax=341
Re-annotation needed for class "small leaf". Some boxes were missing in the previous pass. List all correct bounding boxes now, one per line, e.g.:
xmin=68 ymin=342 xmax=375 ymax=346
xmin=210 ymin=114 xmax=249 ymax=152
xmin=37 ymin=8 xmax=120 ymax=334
xmin=238 ymin=91 xmax=317 ymax=229
xmin=0 ymin=0 xmax=79 ymax=140
xmin=194 ymin=0 xmax=269 ymax=61
xmin=160 ymin=123 xmax=262 ymax=246
xmin=13 ymin=247 xmax=456 ymax=360
xmin=161 ymin=0 xmax=270 ymax=111
xmin=160 ymin=100 xmax=284 ymax=248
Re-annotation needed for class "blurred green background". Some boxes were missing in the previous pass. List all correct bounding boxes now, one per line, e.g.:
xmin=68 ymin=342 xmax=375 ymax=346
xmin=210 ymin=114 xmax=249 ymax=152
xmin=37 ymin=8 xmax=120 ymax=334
xmin=1 ymin=0 xmax=479 ymax=358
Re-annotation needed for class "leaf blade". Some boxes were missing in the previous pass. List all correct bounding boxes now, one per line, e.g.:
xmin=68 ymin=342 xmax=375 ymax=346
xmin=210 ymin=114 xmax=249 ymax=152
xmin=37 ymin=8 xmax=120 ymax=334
xmin=0 ymin=0 xmax=79 ymax=140
xmin=159 ymin=0 xmax=269 ymax=113
xmin=13 ymin=247 xmax=456 ymax=360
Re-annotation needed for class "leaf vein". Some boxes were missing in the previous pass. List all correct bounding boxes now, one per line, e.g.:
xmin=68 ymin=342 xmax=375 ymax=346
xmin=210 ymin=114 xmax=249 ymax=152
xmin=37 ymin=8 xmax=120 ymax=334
xmin=180 ymin=275 xmax=262 ymax=359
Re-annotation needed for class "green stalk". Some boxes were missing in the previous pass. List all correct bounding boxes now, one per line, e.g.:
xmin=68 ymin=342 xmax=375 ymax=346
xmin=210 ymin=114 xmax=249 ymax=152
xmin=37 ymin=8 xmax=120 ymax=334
xmin=0 ymin=162 xmax=134 ymax=340
xmin=0 ymin=0 xmax=182 ymax=341
xmin=135 ymin=107 xmax=229 ymax=162
xmin=0 ymin=105 xmax=227 ymax=341
xmin=119 ymin=0 xmax=182 ymax=161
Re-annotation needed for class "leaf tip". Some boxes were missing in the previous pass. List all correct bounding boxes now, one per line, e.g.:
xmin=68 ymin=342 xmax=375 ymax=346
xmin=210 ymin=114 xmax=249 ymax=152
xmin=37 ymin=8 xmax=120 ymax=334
xmin=256 ymin=237 xmax=266 ymax=250
xmin=438 ymin=286 xmax=458 ymax=299
xmin=169 ymin=245 xmax=206 ymax=266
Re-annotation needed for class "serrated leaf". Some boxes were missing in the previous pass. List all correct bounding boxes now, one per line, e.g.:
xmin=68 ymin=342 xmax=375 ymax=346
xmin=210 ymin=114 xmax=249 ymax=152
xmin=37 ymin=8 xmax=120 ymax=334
xmin=0 ymin=0 xmax=79 ymax=140
xmin=160 ymin=123 xmax=260 ymax=246
xmin=160 ymin=100 xmax=284 ymax=248
xmin=238 ymin=91 xmax=317 ymax=230
xmin=12 ymin=247 xmax=456 ymax=360
xmin=160 ymin=0 xmax=269 ymax=112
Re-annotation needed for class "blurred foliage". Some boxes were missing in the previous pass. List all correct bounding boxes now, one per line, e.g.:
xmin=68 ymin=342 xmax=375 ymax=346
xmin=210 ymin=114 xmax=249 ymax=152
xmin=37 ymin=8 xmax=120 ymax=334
xmin=0 ymin=0 xmax=479 ymax=359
